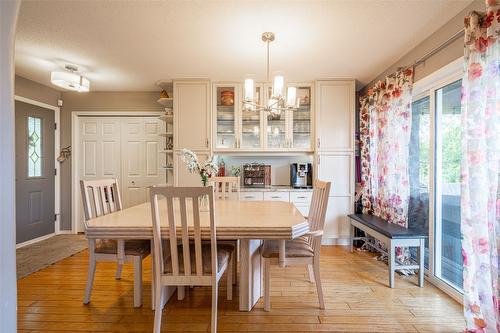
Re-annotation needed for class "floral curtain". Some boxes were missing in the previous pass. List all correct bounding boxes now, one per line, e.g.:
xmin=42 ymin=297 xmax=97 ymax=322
xmin=359 ymin=69 xmax=413 ymax=260
xmin=461 ymin=2 xmax=500 ymax=332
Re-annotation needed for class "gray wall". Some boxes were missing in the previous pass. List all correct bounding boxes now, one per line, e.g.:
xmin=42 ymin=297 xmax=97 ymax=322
xmin=15 ymin=75 xmax=61 ymax=106
xmin=359 ymin=0 xmax=485 ymax=94
xmin=59 ymin=92 xmax=163 ymax=230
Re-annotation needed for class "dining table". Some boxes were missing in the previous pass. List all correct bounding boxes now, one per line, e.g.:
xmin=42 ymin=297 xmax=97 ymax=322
xmin=84 ymin=199 xmax=309 ymax=311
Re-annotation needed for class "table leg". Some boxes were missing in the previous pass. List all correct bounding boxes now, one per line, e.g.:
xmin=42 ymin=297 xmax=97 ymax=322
xmin=239 ymin=239 xmax=262 ymax=311
xmin=388 ymin=241 xmax=395 ymax=288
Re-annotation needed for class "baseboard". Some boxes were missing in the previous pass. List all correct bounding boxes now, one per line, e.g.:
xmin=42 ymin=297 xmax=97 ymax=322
xmin=57 ymin=230 xmax=74 ymax=235
xmin=16 ymin=233 xmax=56 ymax=249
xmin=321 ymin=238 xmax=350 ymax=246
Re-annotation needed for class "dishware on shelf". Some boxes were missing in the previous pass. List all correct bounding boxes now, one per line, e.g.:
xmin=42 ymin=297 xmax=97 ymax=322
xmin=220 ymin=90 xmax=234 ymax=106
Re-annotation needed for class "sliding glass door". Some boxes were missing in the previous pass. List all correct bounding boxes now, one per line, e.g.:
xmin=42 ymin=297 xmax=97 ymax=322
xmin=410 ymin=75 xmax=463 ymax=296
xmin=434 ymin=79 xmax=463 ymax=291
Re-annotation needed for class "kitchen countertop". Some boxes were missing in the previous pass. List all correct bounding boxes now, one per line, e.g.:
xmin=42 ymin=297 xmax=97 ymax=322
xmin=241 ymin=185 xmax=313 ymax=192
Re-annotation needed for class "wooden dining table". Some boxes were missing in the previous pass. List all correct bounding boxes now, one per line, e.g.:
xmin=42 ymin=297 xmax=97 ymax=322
xmin=84 ymin=199 xmax=309 ymax=311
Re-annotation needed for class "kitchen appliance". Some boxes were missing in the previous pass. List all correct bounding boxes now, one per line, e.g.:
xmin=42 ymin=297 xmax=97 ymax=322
xmin=290 ymin=163 xmax=313 ymax=188
xmin=242 ymin=163 xmax=271 ymax=188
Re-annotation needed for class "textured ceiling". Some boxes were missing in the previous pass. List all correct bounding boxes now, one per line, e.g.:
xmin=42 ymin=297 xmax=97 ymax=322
xmin=15 ymin=0 xmax=472 ymax=92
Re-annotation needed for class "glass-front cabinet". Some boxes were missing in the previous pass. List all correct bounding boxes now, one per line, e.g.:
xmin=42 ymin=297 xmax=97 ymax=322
xmin=240 ymin=84 xmax=263 ymax=149
xmin=213 ymin=82 xmax=312 ymax=152
xmin=214 ymin=84 xmax=238 ymax=150
xmin=264 ymin=84 xmax=288 ymax=149
xmin=288 ymin=84 xmax=312 ymax=150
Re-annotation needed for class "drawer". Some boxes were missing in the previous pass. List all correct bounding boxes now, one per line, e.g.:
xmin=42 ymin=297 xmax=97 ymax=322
xmin=290 ymin=191 xmax=313 ymax=203
xmin=295 ymin=205 xmax=310 ymax=217
xmin=240 ymin=192 xmax=264 ymax=201
xmin=263 ymin=191 xmax=290 ymax=202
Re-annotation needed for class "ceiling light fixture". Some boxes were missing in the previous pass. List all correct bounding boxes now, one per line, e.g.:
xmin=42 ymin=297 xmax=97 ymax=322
xmin=243 ymin=32 xmax=298 ymax=116
xmin=50 ymin=64 xmax=90 ymax=92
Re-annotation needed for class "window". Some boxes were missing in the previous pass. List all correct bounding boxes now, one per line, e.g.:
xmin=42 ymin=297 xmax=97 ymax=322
xmin=28 ymin=116 xmax=42 ymax=177
xmin=410 ymin=59 xmax=464 ymax=299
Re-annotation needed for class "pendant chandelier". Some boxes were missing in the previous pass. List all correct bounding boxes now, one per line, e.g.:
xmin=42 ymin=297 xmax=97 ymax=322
xmin=243 ymin=32 xmax=298 ymax=115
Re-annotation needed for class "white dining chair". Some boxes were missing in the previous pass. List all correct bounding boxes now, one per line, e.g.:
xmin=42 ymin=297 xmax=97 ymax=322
xmin=210 ymin=176 xmax=240 ymax=200
xmin=209 ymin=176 xmax=240 ymax=282
xmin=150 ymin=186 xmax=234 ymax=333
xmin=80 ymin=178 xmax=150 ymax=308
xmin=262 ymin=180 xmax=331 ymax=311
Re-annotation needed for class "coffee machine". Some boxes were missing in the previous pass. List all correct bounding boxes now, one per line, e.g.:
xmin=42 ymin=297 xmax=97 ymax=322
xmin=290 ymin=163 xmax=313 ymax=188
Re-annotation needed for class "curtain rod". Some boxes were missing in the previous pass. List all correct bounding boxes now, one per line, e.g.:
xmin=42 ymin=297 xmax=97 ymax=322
xmin=401 ymin=28 xmax=465 ymax=72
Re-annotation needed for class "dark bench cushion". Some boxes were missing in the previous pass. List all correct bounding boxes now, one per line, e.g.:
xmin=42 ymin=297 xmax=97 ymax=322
xmin=348 ymin=214 xmax=428 ymax=240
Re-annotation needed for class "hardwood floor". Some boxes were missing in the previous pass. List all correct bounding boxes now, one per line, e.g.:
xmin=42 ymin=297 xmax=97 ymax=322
xmin=17 ymin=246 xmax=464 ymax=333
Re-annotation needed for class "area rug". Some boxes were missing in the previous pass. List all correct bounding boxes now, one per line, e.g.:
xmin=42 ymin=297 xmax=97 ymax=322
xmin=17 ymin=234 xmax=88 ymax=279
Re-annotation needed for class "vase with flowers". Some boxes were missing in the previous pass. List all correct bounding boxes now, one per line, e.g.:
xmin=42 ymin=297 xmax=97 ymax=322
xmin=181 ymin=149 xmax=219 ymax=210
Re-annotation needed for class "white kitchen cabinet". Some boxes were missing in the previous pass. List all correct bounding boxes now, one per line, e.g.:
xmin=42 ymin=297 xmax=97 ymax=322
xmin=315 ymin=80 xmax=355 ymax=152
xmin=240 ymin=192 xmax=264 ymax=201
xmin=263 ymin=191 xmax=290 ymax=202
xmin=315 ymin=79 xmax=355 ymax=244
xmin=212 ymin=82 xmax=313 ymax=152
xmin=174 ymin=80 xmax=211 ymax=151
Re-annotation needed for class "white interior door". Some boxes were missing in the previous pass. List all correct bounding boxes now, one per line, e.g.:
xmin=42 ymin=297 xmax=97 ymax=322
xmin=78 ymin=117 xmax=121 ymax=232
xmin=121 ymin=117 xmax=165 ymax=208
xmin=76 ymin=116 xmax=165 ymax=232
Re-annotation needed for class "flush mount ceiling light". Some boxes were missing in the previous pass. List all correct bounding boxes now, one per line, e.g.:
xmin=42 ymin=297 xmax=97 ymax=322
xmin=50 ymin=64 xmax=90 ymax=92
xmin=243 ymin=32 xmax=298 ymax=116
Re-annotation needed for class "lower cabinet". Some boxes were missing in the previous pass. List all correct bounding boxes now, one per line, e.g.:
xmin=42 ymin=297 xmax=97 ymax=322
xmin=240 ymin=190 xmax=312 ymax=216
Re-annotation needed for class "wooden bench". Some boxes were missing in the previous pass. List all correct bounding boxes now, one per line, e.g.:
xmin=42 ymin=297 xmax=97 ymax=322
xmin=348 ymin=214 xmax=427 ymax=288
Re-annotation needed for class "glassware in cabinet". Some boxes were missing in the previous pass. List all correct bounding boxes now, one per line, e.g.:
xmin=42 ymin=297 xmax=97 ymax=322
xmin=215 ymin=85 xmax=237 ymax=149
xmin=240 ymin=84 xmax=263 ymax=149
xmin=290 ymin=85 xmax=312 ymax=149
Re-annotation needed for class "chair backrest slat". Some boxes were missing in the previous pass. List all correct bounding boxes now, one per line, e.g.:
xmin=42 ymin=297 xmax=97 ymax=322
xmin=307 ymin=180 xmax=331 ymax=251
xmin=150 ymin=186 xmax=216 ymax=279
xmin=80 ymin=178 xmax=122 ymax=222
xmin=210 ymin=176 xmax=240 ymax=201
xmin=192 ymin=197 xmax=203 ymax=276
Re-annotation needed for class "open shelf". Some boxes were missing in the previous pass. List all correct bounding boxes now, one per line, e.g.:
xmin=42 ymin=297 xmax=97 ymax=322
xmin=157 ymin=98 xmax=173 ymax=107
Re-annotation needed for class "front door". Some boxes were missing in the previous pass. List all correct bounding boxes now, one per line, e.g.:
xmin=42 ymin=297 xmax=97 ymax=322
xmin=15 ymin=101 xmax=55 ymax=244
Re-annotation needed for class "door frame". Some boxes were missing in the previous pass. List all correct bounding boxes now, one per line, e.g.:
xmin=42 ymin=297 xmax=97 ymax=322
xmin=14 ymin=95 xmax=61 ymax=242
xmin=71 ymin=111 xmax=163 ymax=233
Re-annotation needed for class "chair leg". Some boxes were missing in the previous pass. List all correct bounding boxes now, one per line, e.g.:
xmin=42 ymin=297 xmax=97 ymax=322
xmin=84 ymin=241 xmax=96 ymax=304
xmin=313 ymin=258 xmax=325 ymax=310
xmin=211 ymin=281 xmax=218 ymax=333
xmin=115 ymin=263 xmax=123 ymax=280
xmin=178 ymin=286 xmax=185 ymax=300
xmin=232 ymin=241 xmax=237 ymax=285
xmin=307 ymin=264 xmax=314 ymax=283
xmin=153 ymin=284 xmax=163 ymax=333
xmin=227 ymin=253 xmax=233 ymax=301
xmin=263 ymin=258 xmax=271 ymax=312
xmin=133 ymin=256 xmax=142 ymax=308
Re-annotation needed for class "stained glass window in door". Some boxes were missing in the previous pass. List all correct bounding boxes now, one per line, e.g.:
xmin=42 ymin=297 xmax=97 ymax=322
xmin=28 ymin=116 xmax=42 ymax=177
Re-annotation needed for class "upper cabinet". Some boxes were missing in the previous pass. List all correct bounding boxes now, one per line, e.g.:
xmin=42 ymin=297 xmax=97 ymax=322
xmin=174 ymin=80 xmax=211 ymax=151
xmin=240 ymin=84 xmax=264 ymax=150
xmin=212 ymin=82 xmax=313 ymax=152
xmin=315 ymin=80 xmax=355 ymax=152
xmin=288 ymin=83 xmax=313 ymax=150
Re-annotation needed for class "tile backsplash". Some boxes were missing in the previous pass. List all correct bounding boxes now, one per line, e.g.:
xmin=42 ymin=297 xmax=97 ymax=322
xmin=215 ymin=155 xmax=313 ymax=186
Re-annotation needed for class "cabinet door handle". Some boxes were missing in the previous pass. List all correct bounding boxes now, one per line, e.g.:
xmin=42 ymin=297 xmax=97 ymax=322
xmin=206 ymin=138 xmax=209 ymax=148
xmin=297 ymin=196 xmax=307 ymax=199
xmin=317 ymin=138 xmax=320 ymax=148
xmin=317 ymin=155 xmax=321 ymax=164
xmin=244 ymin=196 xmax=254 ymax=199
xmin=271 ymin=196 xmax=281 ymax=199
